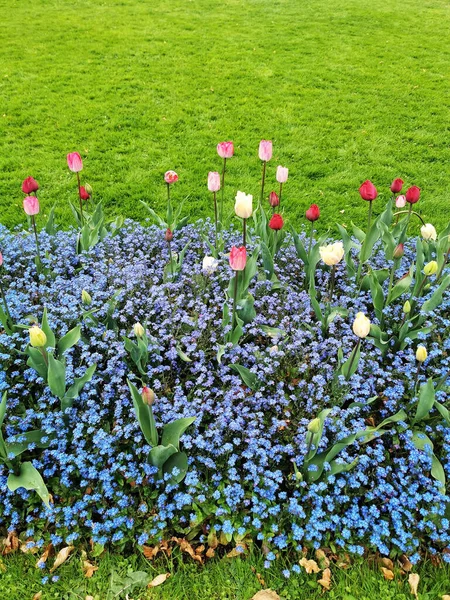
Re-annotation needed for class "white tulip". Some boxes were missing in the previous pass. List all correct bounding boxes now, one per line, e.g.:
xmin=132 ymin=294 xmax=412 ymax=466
xmin=319 ymin=241 xmax=344 ymax=266
xmin=202 ymin=256 xmax=219 ymax=275
xmin=234 ymin=191 xmax=253 ymax=219
xmin=420 ymin=223 xmax=437 ymax=241
xmin=352 ymin=312 xmax=371 ymax=338
xmin=395 ymin=195 xmax=406 ymax=208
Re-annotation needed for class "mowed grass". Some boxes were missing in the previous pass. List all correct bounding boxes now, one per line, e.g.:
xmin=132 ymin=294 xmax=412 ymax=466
xmin=2 ymin=550 xmax=450 ymax=600
xmin=1 ymin=0 xmax=449 ymax=232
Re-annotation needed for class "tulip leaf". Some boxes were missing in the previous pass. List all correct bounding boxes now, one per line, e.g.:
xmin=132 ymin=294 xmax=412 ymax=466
xmin=414 ymin=378 xmax=435 ymax=423
xmin=26 ymin=347 xmax=48 ymax=379
xmin=163 ymin=450 xmax=189 ymax=484
xmin=176 ymin=344 xmax=192 ymax=362
xmin=387 ymin=266 xmax=413 ymax=304
xmin=6 ymin=430 xmax=52 ymax=457
xmin=41 ymin=307 xmax=56 ymax=349
xmin=7 ymin=461 xmax=51 ymax=508
xmin=64 ymin=364 xmax=97 ymax=403
xmin=127 ymin=380 xmax=158 ymax=446
xmin=260 ymin=240 xmax=274 ymax=279
xmin=421 ymin=274 xmax=450 ymax=314
xmin=57 ymin=326 xmax=81 ymax=356
xmin=161 ymin=417 xmax=196 ymax=449
xmin=230 ymin=363 xmax=259 ymax=390
xmin=47 ymin=353 xmax=66 ymax=399
xmin=0 ymin=392 xmax=6 ymax=430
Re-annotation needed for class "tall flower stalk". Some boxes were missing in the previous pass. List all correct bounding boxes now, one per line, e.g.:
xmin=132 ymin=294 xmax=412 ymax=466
xmin=67 ymin=152 xmax=84 ymax=225
xmin=276 ymin=166 xmax=288 ymax=206
xmin=235 ymin=192 xmax=253 ymax=248
xmin=217 ymin=142 xmax=234 ymax=226
xmin=229 ymin=246 xmax=247 ymax=329
xmin=208 ymin=172 xmax=221 ymax=253
xmin=305 ymin=204 xmax=320 ymax=254
xmin=23 ymin=196 xmax=42 ymax=265
xmin=258 ymin=140 xmax=272 ymax=208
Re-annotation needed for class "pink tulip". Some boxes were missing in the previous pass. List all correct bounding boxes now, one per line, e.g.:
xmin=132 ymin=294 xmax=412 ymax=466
xmin=208 ymin=171 xmax=221 ymax=192
xmin=0 ymin=251 xmax=3 ymax=267
xmin=259 ymin=140 xmax=272 ymax=162
xmin=229 ymin=246 xmax=247 ymax=271
xmin=395 ymin=195 xmax=406 ymax=208
xmin=276 ymin=166 xmax=288 ymax=183
xmin=269 ymin=191 xmax=280 ymax=208
xmin=23 ymin=196 xmax=40 ymax=216
xmin=67 ymin=152 xmax=83 ymax=173
xmin=217 ymin=142 xmax=234 ymax=159
xmin=164 ymin=170 xmax=178 ymax=184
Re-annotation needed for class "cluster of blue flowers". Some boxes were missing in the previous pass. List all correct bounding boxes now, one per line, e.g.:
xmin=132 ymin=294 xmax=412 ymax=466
xmin=0 ymin=218 xmax=449 ymax=563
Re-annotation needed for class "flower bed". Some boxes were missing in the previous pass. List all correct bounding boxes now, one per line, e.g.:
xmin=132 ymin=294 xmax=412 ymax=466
xmin=1 ymin=148 xmax=450 ymax=569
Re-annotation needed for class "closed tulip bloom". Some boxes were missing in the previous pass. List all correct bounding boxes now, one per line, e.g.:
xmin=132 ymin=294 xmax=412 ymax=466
xmin=207 ymin=171 xmax=221 ymax=192
xmin=403 ymin=300 xmax=411 ymax=314
xmin=81 ymin=289 xmax=92 ymax=305
xmin=217 ymin=141 xmax=234 ymax=159
xmin=307 ymin=418 xmax=321 ymax=434
xmin=22 ymin=176 xmax=39 ymax=194
xmin=393 ymin=243 xmax=404 ymax=259
xmin=276 ymin=166 xmax=288 ymax=183
xmin=396 ymin=195 xmax=407 ymax=208
xmin=133 ymin=322 xmax=145 ymax=338
xmin=359 ymin=180 xmax=378 ymax=201
xmin=416 ymin=345 xmax=427 ymax=363
xmin=85 ymin=183 xmax=93 ymax=196
xmin=269 ymin=213 xmax=284 ymax=230
xmin=234 ymin=191 xmax=253 ymax=219
xmin=390 ymin=178 xmax=404 ymax=193
xmin=164 ymin=170 xmax=178 ymax=184
xmin=67 ymin=152 xmax=83 ymax=172
xmin=141 ymin=386 xmax=155 ymax=406
xmin=319 ymin=241 xmax=344 ymax=266
xmin=229 ymin=246 xmax=247 ymax=271
xmin=202 ymin=256 xmax=219 ymax=274
xmin=23 ymin=196 xmax=40 ymax=216
xmin=421 ymin=223 xmax=437 ymax=241
xmin=259 ymin=140 xmax=272 ymax=162
xmin=165 ymin=228 xmax=173 ymax=242
xmin=29 ymin=326 xmax=47 ymax=348
xmin=269 ymin=191 xmax=280 ymax=207
xmin=406 ymin=186 xmax=420 ymax=204
xmin=352 ymin=312 xmax=371 ymax=338
xmin=424 ymin=261 xmax=438 ymax=276
xmin=305 ymin=204 xmax=320 ymax=222
xmin=0 ymin=252 xmax=2 ymax=267
xmin=79 ymin=186 xmax=90 ymax=200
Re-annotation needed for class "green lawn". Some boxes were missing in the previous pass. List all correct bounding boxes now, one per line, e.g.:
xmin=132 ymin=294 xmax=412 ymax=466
xmin=2 ymin=549 xmax=450 ymax=599
xmin=1 ymin=0 xmax=449 ymax=232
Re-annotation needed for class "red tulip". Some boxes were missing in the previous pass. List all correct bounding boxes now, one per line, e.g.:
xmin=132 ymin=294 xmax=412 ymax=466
xmin=164 ymin=170 xmax=178 ymax=184
xmin=269 ymin=191 xmax=280 ymax=208
xmin=229 ymin=246 xmax=247 ymax=271
xmin=269 ymin=213 xmax=284 ymax=230
xmin=67 ymin=152 xmax=83 ymax=173
xmin=165 ymin=228 xmax=173 ymax=242
xmin=79 ymin=186 xmax=90 ymax=200
xmin=217 ymin=142 xmax=234 ymax=159
xmin=22 ymin=176 xmax=39 ymax=194
xmin=23 ymin=196 xmax=40 ymax=216
xmin=406 ymin=186 xmax=420 ymax=204
xmin=305 ymin=204 xmax=320 ymax=222
xmin=390 ymin=178 xmax=404 ymax=193
xmin=359 ymin=180 xmax=378 ymax=201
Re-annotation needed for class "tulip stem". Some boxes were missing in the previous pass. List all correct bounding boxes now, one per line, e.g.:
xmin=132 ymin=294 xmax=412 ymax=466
xmin=436 ymin=246 xmax=450 ymax=281
xmin=367 ymin=200 xmax=373 ymax=229
xmin=305 ymin=430 xmax=314 ymax=459
xmin=413 ymin=360 xmax=421 ymax=392
xmin=166 ymin=183 xmax=173 ymax=227
xmin=243 ymin=218 xmax=247 ymax=247
xmin=31 ymin=216 xmax=42 ymax=265
xmin=213 ymin=191 xmax=218 ymax=253
xmin=232 ymin=271 xmax=239 ymax=329
xmin=387 ymin=258 xmax=400 ymax=302
xmin=328 ymin=265 xmax=336 ymax=303
xmin=168 ymin=240 xmax=174 ymax=278
xmin=76 ymin=172 xmax=84 ymax=225
xmin=259 ymin=161 xmax=267 ymax=209
xmin=308 ymin=222 xmax=314 ymax=255
xmin=345 ymin=339 xmax=361 ymax=380
xmin=393 ymin=209 xmax=425 ymax=226
xmin=279 ymin=182 xmax=283 ymax=206
xmin=39 ymin=347 xmax=49 ymax=367
xmin=0 ymin=275 xmax=12 ymax=323
xmin=220 ymin=157 xmax=227 ymax=226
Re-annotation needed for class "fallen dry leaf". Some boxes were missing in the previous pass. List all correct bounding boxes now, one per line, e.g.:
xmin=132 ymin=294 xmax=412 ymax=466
xmin=2 ymin=531 xmax=19 ymax=555
xmin=227 ymin=543 xmax=247 ymax=558
xmin=442 ymin=596 xmax=450 ymax=600
xmin=315 ymin=549 xmax=330 ymax=568
xmin=206 ymin=547 xmax=215 ymax=558
xmin=318 ymin=568 xmax=332 ymax=590
xmin=50 ymin=546 xmax=74 ymax=573
xmin=381 ymin=567 xmax=394 ymax=580
xmin=381 ymin=557 xmax=394 ymax=570
xmin=143 ymin=545 xmax=160 ymax=560
xmin=32 ymin=593 xmax=42 ymax=600
xmin=85 ymin=596 xmax=95 ymax=600
xmin=399 ymin=555 xmax=412 ymax=572
xmin=35 ymin=544 xmax=53 ymax=569
xmin=148 ymin=573 xmax=170 ymax=587
xmin=171 ymin=537 xmax=203 ymax=564
xmin=83 ymin=560 xmax=98 ymax=578
xmin=408 ymin=573 xmax=419 ymax=598
xmin=251 ymin=590 xmax=280 ymax=600
xmin=299 ymin=557 xmax=320 ymax=574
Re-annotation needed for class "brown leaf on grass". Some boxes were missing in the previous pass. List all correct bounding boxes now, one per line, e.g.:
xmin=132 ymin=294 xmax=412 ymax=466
xmin=441 ymin=596 xmax=450 ymax=600
xmin=20 ymin=540 xmax=39 ymax=554
xmin=299 ymin=557 xmax=320 ymax=574
xmin=207 ymin=530 xmax=218 ymax=550
xmin=32 ymin=593 xmax=42 ymax=600
xmin=381 ymin=557 xmax=394 ymax=570
xmin=251 ymin=590 xmax=280 ymax=600
xmin=83 ymin=560 xmax=98 ymax=578
xmin=227 ymin=543 xmax=247 ymax=558
xmin=318 ymin=568 xmax=332 ymax=591
xmin=205 ymin=547 xmax=215 ymax=558
xmin=381 ymin=567 xmax=394 ymax=580
xmin=50 ymin=546 xmax=74 ymax=572
xmin=171 ymin=537 xmax=203 ymax=564
xmin=315 ymin=549 xmax=330 ymax=568
xmin=142 ymin=545 xmax=160 ymax=560
xmin=35 ymin=544 xmax=53 ymax=569
xmin=408 ymin=573 xmax=420 ymax=598
xmin=148 ymin=573 xmax=170 ymax=587
xmin=398 ymin=555 xmax=412 ymax=572
xmin=1 ymin=531 xmax=19 ymax=555
xmin=250 ymin=567 xmax=266 ymax=588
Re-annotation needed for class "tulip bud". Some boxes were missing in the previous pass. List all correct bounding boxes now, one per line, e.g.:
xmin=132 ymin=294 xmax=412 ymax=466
xmin=0 ymin=251 xmax=3 ymax=267
xmin=79 ymin=186 xmax=90 ymax=200
xmin=424 ymin=261 xmax=438 ymax=276
xmin=229 ymin=246 xmax=247 ymax=271
xmin=359 ymin=180 xmax=378 ymax=201
xmin=276 ymin=166 xmax=288 ymax=183
xmin=416 ymin=345 xmax=427 ymax=363
xmin=29 ymin=326 xmax=47 ymax=348
xmin=403 ymin=300 xmax=411 ymax=314
xmin=305 ymin=204 xmax=320 ymax=222
xmin=207 ymin=171 xmax=221 ymax=193
xmin=85 ymin=183 xmax=93 ymax=196
xmin=259 ymin=140 xmax=272 ymax=162
xmin=395 ymin=195 xmax=406 ymax=208
xmin=420 ymin=223 xmax=437 ymax=242
xmin=268 ymin=213 xmax=284 ymax=230
xmin=67 ymin=152 xmax=83 ymax=173
xmin=141 ymin=386 xmax=155 ymax=406
xmin=22 ymin=176 xmax=39 ymax=194
xmin=133 ymin=322 xmax=145 ymax=338
xmin=23 ymin=196 xmax=40 ymax=216
xmin=352 ymin=312 xmax=371 ymax=339
xmin=81 ymin=289 xmax=92 ymax=305
xmin=165 ymin=228 xmax=173 ymax=242
xmin=393 ymin=243 xmax=404 ymax=259
xmin=307 ymin=418 xmax=321 ymax=434
xmin=269 ymin=191 xmax=280 ymax=208
xmin=390 ymin=178 xmax=404 ymax=193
